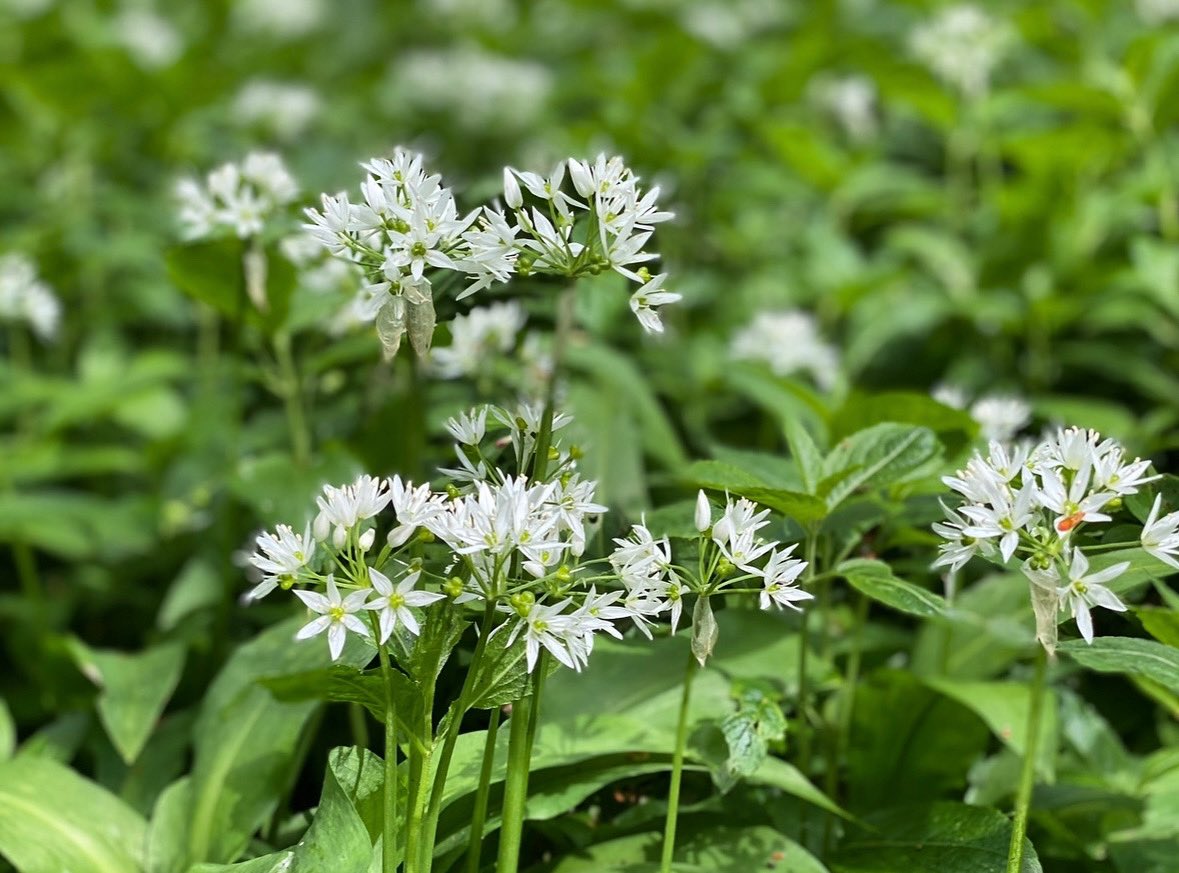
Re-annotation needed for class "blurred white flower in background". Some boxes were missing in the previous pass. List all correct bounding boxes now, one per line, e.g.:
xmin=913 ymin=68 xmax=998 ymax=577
xmin=0 ymin=253 xmax=60 ymax=341
xmin=389 ymin=45 xmax=552 ymax=131
xmin=910 ymin=4 xmax=1011 ymax=98
xmin=233 ymin=80 xmax=321 ymax=141
xmin=1137 ymin=0 xmax=1179 ymax=23
xmin=113 ymin=7 xmax=182 ymax=70
xmin=429 ymin=301 xmax=526 ymax=379
xmin=679 ymin=0 xmax=786 ymax=49
xmin=175 ymin=152 xmax=298 ymax=241
xmin=0 ymin=0 xmax=54 ymax=18
xmin=809 ymin=74 xmax=878 ymax=142
xmin=934 ymin=384 xmax=1032 ymax=443
xmin=233 ymin=0 xmax=325 ymax=39
xmin=730 ymin=309 xmax=839 ymax=390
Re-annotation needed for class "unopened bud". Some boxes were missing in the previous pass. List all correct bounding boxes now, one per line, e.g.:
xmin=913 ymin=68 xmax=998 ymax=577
xmin=332 ymin=524 xmax=347 ymax=550
xmin=555 ymin=565 xmax=573 ymax=584
xmin=313 ymin=512 xmax=330 ymax=542
xmin=716 ymin=557 xmax=734 ymax=578
xmin=446 ymin=483 xmax=462 ymax=500
xmin=695 ymin=490 xmax=711 ymax=533
xmin=388 ymin=524 xmax=414 ymax=548
xmin=548 ymin=446 xmax=560 ymax=460
xmin=1106 ymin=497 xmax=1123 ymax=512
xmin=417 ymin=528 xmax=435 ymax=544
xmin=503 ymin=167 xmax=523 ymax=209
xmin=358 ymin=528 xmax=376 ymax=552
xmin=443 ymin=576 xmax=464 ymax=598
xmin=510 ymin=591 xmax=535 ymax=616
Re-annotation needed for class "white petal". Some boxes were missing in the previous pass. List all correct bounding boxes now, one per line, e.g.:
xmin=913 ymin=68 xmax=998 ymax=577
xmin=328 ymin=623 xmax=346 ymax=660
xmin=295 ymin=615 xmax=331 ymax=640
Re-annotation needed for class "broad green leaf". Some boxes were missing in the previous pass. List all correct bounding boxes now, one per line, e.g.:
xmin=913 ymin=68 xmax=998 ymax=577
xmin=189 ymin=854 xmax=294 ymax=873
xmin=784 ymin=416 xmax=824 ymax=494
xmin=70 ymin=640 xmax=186 ymax=764
xmin=0 ymin=755 xmax=147 ymax=873
xmin=287 ymin=751 xmax=373 ymax=873
xmin=1058 ymin=636 xmax=1179 ymax=692
xmin=829 ymin=391 xmax=977 ymax=450
xmin=923 ymin=679 xmax=1057 ymax=779
xmin=822 ymin=424 xmax=941 ymax=509
xmin=550 ymin=825 xmax=827 ymax=873
xmin=468 ymin=625 xmax=533 ymax=710
xmin=259 ymin=665 xmax=390 ymax=722
xmin=1138 ymin=607 xmax=1179 ymax=647
xmin=839 ymin=558 xmax=946 ymax=618
xmin=832 ymin=802 xmax=1042 ymax=872
xmin=146 ymin=777 xmax=191 ymax=873
xmin=684 ymin=460 xmax=827 ymax=524
xmin=182 ymin=618 xmax=374 ymax=868
xmin=848 ymin=671 xmax=989 ymax=811
xmin=165 ymin=240 xmax=295 ymax=332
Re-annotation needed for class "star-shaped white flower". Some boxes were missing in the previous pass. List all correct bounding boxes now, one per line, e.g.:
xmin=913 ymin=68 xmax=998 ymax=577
xmin=1057 ymin=548 xmax=1128 ymax=644
xmin=293 ymin=575 xmax=371 ymax=661
xmin=366 ymin=567 xmax=445 ymax=642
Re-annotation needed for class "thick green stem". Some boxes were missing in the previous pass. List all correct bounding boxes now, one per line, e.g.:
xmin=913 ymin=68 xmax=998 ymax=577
xmin=377 ymin=644 xmax=400 ymax=873
xmin=465 ymin=708 xmax=500 ymax=873
xmin=795 ymin=532 xmax=819 ymax=776
xmin=496 ymin=656 xmax=547 ymax=873
xmin=660 ymin=651 xmax=698 ymax=873
xmin=274 ymin=331 xmax=311 ymax=467
xmin=1006 ymin=648 xmax=1048 ymax=873
xmin=531 ymin=289 xmax=575 ymax=482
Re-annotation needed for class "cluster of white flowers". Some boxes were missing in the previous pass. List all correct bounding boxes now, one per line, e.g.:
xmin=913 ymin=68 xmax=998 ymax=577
xmin=809 ymin=74 xmax=878 ymax=142
xmin=389 ymin=46 xmax=552 ymax=131
xmin=112 ymin=8 xmax=183 ymax=70
xmin=175 ymin=152 xmax=298 ymax=241
xmin=1137 ymin=0 xmax=1179 ymax=24
xmin=933 ymin=385 xmax=1032 ymax=443
xmin=0 ymin=253 xmax=61 ymax=341
xmin=935 ymin=428 xmax=1165 ymax=645
xmin=730 ymin=309 xmax=840 ymax=390
xmin=502 ymin=155 xmax=678 ymax=332
xmin=429 ymin=301 xmax=526 ymax=379
xmin=232 ymin=80 xmax=321 ymax=140
xmin=910 ymin=4 xmax=1011 ymax=98
xmin=303 ymin=149 xmax=676 ymax=352
xmin=678 ymin=0 xmax=786 ymax=49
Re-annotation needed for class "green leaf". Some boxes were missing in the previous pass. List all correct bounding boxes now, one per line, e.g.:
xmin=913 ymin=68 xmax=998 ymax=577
xmin=146 ymin=777 xmax=191 ymax=873
xmin=0 ymin=699 xmax=13 ymax=763
xmin=286 ymin=749 xmax=373 ymax=873
xmin=165 ymin=240 xmax=295 ymax=332
xmin=468 ymin=625 xmax=533 ymax=710
xmin=1138 ymin=607 xmax=1179 ymax=647
xmin=684 ymin=460 xmax=828 ymax=524
xmin=182 ymin=618 xmax=374 ymax=868
xmin=783 ymin=417 xmax=825 ymax=494
xmin=0 ymin=755 xmax=147 ymax=873
xmin=832 ymin=802 xmax=1042 ymax=872
xmin=1058 ymin=636 xmax=1179 ymax=692
xmin=829 ymin=391 xmax=977 ymax=450
xmin=839 ymin=558 xmax=946 ymax=618
xmin=922 ymin=679 xmax=1057 ymax=779
xmin=70 ymin=640 xmax=186 ymax=764
xmin=822 ymin=424 xmax=941 ymax=509
xmin=259 ymin=665 xmax=390 ymax=721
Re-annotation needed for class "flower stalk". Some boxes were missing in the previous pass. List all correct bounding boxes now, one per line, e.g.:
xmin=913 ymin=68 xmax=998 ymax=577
xmin=660 ymin=648 xmax=699 ymax=873
xmin=1006 ymin=647 xmax=1048 ymax=873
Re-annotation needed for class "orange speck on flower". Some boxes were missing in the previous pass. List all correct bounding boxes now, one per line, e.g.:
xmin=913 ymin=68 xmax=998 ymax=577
xmin=1057 ymin=511 xmax=1085 ymax=532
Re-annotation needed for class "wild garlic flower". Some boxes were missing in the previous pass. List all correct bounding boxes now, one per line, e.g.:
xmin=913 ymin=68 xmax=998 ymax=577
xmin=0 ymin=253 xmax=60 ymax=341
xmin=233 ymin=80 xmax=321 ymax=140
xmin=1142 ymin=495 xmax=1179 ymax=568
xmin=933 ymin=385 xmax=1032 ymax=443
xmin=935 ymin=428 xmax=1158 ymax=650
xmin=246 ymin=523 xmax=316 ymax=601
xmin=390 ymin=46 xmax=552 ymax=130
xmin=233 ymin=0 xmax=325 ymax=39
xmin=1137 ymin=0 xmax=1179 ymax=24
xmin=293 ymin=575 xmax=372 ymax=661
xmin=367 ymin=567 xmax=445 ymax=642
xmin=113 ymin=8 xmax=183 ymax=70
xmin=909 ymin=4 xmax=1011 ymax=98
xmin=809 ymin=74 xmax=878 ymax=142
xmin=429 ymin=301 xmax=526 ymax=379
xmin=730 ymin=310 xmax=840 ymax=390
xmin=176 ymin=152 xmax=298 ymax=241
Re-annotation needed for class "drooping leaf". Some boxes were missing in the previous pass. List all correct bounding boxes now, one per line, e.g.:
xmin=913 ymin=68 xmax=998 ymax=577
xmin=839 ymin=558 xmax=946 ymax=618
xmin=1058 ymin=636 xmax=1179 ymax=693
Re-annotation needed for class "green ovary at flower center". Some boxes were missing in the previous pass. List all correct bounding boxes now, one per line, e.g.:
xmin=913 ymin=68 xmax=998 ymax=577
xmin=1072 ymin=581 xmax=1088 ymax=595
xmin=411 ymin=241 xmax=428 ymax=258
xmin=329 ymin=605 xmax=346 ymax=621
xmin=999 ymin=518 xmax=1014 ymax=531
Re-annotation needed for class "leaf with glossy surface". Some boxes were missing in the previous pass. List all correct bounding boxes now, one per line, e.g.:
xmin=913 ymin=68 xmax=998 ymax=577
xmin=839 ymin=558 xmax=946 ymax=618
xmin=822 ymin=423 xmax=941 ymax=509
xmin=1058 ymin=636 xmax=1179 ymax=692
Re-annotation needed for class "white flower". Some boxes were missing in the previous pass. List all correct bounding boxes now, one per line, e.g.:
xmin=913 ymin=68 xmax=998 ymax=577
xmin=932 ymin=384 xmax=969 ymax=410
xmin=695 ymin=490 xmax=712 ymax=533
xmin=113 ymin=9 xmax=182 ymax=70
xmin=233 ymin=80 xmax=320 ymax=140
xmin=1137 ymin=0 xmax=1179 ymax=24
xmin=810 ymin=74 xmax=878 ymax=141
xmin=629 ymin=273 xmax=681 ymax=334
xmin=758 ymin=546 xmax=812 ymax=611
xmin=932 ymin=501 xmax=987 ymax=573
xmin=1057 ymin=549 xmax=1129 ymax=644
xmin=506 ymin=599 xmax=582 ymax=672
xmin=730 ymin=310 xmax=840 ymax=390
xmin=547 ymin=475 xmax=607 ymax=556
xmin=313 ymin=475 xmax=391 ymax=545
xmin=387 ymin=475 xmax=443 ymax=547
xmin=970 ymin=395 xmax=1031 ymax=443
xmin=1141 ymin=494 xmax=1179 ymax=570
xmin=910 ymin=4 xmax=1011 ymax=98
xmin=1093 ymin=448 xmax=1158 ymax=496
xmin=1037 ymin=465 xmax=1114 ymax=536
xmin=611 ymin=522 xmax=673 ymax=583
xmin=233 ymin=0 xmax=325 ymax=39
xmin=293 ymin=575 xmax=371 ymax=660
xmin=247 ymin=523 xmax=315 ymax=600
xmin=366 ymin=567 xmax=445 ymax=642
xmin=176 ymin=152 xmax=297 ymax=241
xmin=712 ymin=496 xmax=775 ymax=572
xmin=0 ymin=253 xmax=60 ymax=341
xmin=429 ymin=301 xmax=526 ymax=378
xmin=959 ymin=480 xmax=1038 ymax=562
xmin=446 ymin=406 xmax=488 ymax=446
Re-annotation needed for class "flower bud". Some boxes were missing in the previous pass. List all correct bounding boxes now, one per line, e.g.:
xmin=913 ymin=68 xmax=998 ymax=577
xmin=417 ymin=528 xmax=435 ymax=544
xmin=1107 ymin=497 xmax=1123 ymax=512
xmin=358 ymin=528 xmax=375 ymax=552
xmin=503 ymin=167 xmax=523 ymax=209
xmin=509 ymin=591 xmax=535 ymax=616
xmin=555 ymin=565 xmax=573 ymax=584
xmin=313 ymin=511 xmax=330 ymax=542
xmin=716 ymin=557 xmax=734 ymax=578
xmin=695 ymin=490 xmax=711 ymax=533
xmin=387 ymin=523 xmax=414 ymax=548
xmin=568 ymin=159 xmax=593 ymax=197
xmin=332 ymin=524 xmax=347 ymax=550
xmin=443 ymin=576 xmax=464 ymax=598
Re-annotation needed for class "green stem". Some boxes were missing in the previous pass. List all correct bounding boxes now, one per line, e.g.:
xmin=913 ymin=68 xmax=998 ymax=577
xmin=496 ymin=655 xmax=547 ymax=873
xmin=531 ymin=288 xmax=575 ymax=482
xmin=660 ymin=651 xmax=698 ymax=873
xmin=378 ymin=643 xmax=400 ymax=873
xmin=12 ymin=541 xmax=42 ymax=609
xmin=796 ymin=531 xmax=819 ymax=776
xmin=274 ymin=331 xmax=311 ymax=467
xmin=1006 ymin=648 xmax=1048 ymax=873
xmin=464 ymin=708 xmax=500 ymax=873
